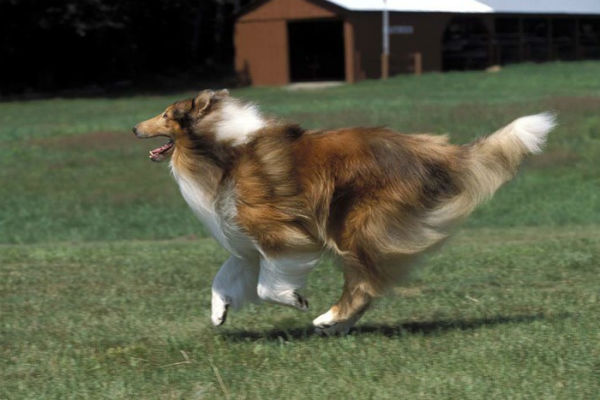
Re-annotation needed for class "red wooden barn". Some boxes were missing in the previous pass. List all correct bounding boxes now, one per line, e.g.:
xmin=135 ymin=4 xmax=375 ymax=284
xmin=235 ymin=0 xmax=600 ymax=85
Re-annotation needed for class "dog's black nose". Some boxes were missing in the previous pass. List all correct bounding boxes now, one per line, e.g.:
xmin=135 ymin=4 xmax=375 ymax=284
xmin=132 ymin=126 xmax=138 ymax=136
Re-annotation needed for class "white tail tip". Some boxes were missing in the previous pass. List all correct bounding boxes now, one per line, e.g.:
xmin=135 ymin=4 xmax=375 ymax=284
xmin=513 ymin=112 xmax=557 ymax=154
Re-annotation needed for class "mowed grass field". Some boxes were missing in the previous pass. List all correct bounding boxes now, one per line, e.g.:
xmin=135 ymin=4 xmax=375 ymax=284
xmin=2 ymin=62 xmax=600 ymax=399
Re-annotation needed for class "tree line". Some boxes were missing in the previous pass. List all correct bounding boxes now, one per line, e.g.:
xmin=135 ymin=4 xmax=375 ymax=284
xmin=0 ymin=0 xmax=253 ymax=96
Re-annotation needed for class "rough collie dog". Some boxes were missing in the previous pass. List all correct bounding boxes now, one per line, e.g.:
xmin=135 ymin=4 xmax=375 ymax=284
xmin=133 ymin=89 xmax=555 ymax=335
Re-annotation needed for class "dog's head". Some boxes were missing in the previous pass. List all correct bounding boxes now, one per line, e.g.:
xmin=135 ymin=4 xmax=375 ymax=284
xmin=132 ymin=89 xmax=238 ymax=162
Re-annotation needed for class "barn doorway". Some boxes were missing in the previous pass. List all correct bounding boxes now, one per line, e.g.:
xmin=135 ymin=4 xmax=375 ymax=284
xmin=442 ymin=17 xmax=491 ymax=70
xmin=288 ymin=19 xmax=345 ymax=82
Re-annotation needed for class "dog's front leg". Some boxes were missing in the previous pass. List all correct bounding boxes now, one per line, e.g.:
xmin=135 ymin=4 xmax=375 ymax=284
xmin=256 ymin=253 xmax=320 ymax=311
xmin=211 ymin=255 xmax=259 ymax=326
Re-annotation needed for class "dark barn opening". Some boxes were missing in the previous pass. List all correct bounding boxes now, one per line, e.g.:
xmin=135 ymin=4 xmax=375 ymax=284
xmin=442 ymin=17 xmax=491 ymax=70
xmin=553 ymin=19 xmax=577 ymax=60
xmin=495 ymin=18 xmax=521 ymax=64
xmin=523 ymin=18 xmax=550 ymax=61
xmin=580 ymin=18 xmax=600 ymax=58
xmin=288 ymin=19 xmax=345 ymax=82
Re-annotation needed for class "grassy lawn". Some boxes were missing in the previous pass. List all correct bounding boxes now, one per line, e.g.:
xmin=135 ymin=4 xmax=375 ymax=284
xmin=1 ymin=62 xmax=600 ymax=398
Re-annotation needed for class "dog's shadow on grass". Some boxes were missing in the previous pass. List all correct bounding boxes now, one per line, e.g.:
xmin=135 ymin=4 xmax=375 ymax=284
xmin=220 ymin=313 xmax=566 ymax=342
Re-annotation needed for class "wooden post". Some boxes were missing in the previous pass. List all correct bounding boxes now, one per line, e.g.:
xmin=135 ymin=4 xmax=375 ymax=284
xmin=413 ymin=52 xmax=422 ymax=75
xmin=381 ymin=54 xmax=389 ymax=79
xmin=344 ymin=21 xmax=355 ymax=83
xmin=381 ymin=0 xmax=389 ymax=79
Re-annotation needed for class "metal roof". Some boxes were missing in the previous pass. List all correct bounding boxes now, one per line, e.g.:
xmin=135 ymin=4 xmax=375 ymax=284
xmin=325 ymin=0 xmax=600 ymax=15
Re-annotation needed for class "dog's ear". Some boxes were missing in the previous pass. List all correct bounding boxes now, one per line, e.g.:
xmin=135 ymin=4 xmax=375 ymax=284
xmin=191 ymin=90 xmax=216 ymax=115
xmin=191 ymin=89 xmax=229 ymax=116
xmin=191 ymin=89 xmax=230 ymax=116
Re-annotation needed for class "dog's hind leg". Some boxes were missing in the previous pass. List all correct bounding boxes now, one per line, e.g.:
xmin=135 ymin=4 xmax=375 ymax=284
xmin=313 ymin=249 xmax=391 ymax=335
xmin=211 ymin=255 xmax=260 ymax=326
xmin=313 ymin=267 xmax=375 ymax=335
xmin=256 ymin=253 xmax=320 ymax=311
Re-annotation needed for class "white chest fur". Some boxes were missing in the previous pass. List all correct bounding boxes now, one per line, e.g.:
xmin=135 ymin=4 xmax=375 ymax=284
xmin=170 ymin=164 xmax=254 ymax=256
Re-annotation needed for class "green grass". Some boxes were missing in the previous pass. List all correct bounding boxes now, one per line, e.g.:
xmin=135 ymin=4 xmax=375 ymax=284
xmin=1 ymin=62 xmax=600 ymax=244
xmin=1 ymin=61 xmax=600 ymax=398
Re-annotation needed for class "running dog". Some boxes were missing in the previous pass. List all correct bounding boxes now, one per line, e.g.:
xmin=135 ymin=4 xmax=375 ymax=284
xmin=133 ymin=89 xmax=555 ymax=334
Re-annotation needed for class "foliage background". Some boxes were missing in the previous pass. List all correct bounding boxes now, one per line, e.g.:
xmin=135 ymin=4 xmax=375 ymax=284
xmin=0 ymin=0 xmax=252 ymax=96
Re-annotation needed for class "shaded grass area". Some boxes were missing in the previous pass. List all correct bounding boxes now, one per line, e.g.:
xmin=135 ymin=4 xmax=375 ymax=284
xmin=1 ymin=62 xmax=600 ymax=243
xmin=2 ymin=62 xmax=600 ymax=398
xmin=2 ymin=227 xmax=599 ymax=398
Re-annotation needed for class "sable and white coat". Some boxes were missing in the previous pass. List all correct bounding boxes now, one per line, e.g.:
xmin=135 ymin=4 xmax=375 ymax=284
xmin=133 ymin=90 xmax=555 ymax=334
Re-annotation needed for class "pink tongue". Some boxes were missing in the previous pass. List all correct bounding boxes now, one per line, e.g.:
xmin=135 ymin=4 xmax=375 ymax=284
xmin=151 ymin=142 xmax=172 ymax=153
xmin=149 ymin=141 xmax=173 ymax=160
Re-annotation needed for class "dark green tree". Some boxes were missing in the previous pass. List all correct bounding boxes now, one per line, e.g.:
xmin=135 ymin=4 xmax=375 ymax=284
xmin=0 ymin=0 xmax=252 ymax=95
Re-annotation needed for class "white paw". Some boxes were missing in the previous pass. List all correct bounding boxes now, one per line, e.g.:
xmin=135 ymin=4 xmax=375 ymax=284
xmin=211 ymin=292 xmax=230 ymax=327
xmin=313 ymin=310 xmax=335 ymax=327
xmin=313 ymin=310 xmax=356 ymax=336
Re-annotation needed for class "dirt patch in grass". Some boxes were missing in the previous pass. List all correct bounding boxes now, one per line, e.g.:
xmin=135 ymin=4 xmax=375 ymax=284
xmin=417 ymin=96 xmax=600 ymax=130
xmin=30 ymin=131 xmax=135 ymax=151
xmin=524 ymin=148 xmax=580 ymax=168
xmin=287 ymin=109 xmax=374 ymax=129
xmin=543 ymin=96 xmax=600 ymax=114
xmin=393 ymin=286 xmax=424 ymax=298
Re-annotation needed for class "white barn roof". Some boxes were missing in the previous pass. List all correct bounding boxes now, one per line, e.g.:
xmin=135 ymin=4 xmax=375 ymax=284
xmin=326 ymin=0 xmax=600 ymax=15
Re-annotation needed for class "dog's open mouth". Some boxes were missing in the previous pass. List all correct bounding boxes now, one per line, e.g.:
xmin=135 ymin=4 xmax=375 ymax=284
xmin=149 ymin=139 xmax=174 ymax=162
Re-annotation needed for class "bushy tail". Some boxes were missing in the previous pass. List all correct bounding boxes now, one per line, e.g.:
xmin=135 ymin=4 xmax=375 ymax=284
xmin=507 ymin=112 xmax=556 ymax=154
xmin=465 ymin=112 xmax=556 ymax=200
xmin=426 ymin=113 xmax=556 ymax=228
